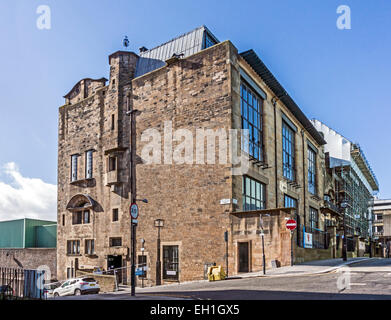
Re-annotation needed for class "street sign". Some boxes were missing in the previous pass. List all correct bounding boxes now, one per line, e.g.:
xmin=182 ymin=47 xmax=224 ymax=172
xmin=286 ymin=219 xmax=297 ymax=231
xmin=130 ymin=203 xmax=139 ymax=219
xmin=132 ymin=219 xmax=138 ymax=225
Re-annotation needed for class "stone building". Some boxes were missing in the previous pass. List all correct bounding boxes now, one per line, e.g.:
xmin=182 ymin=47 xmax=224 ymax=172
xmin=372 ymin=199 xmax=391 ymax=257
xmin=57 ymin=26 xmax=331 ymax=285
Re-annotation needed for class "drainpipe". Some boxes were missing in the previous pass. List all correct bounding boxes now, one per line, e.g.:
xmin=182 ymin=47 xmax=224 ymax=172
xmin=272 ymin=98 xmax=278 ymax=209
xmin=301 ymin=130 xmax=307 ymax=227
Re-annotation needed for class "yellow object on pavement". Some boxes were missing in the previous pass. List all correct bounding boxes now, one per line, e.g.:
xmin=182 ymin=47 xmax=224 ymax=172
xmin=207 ymin=266 xmax=226 ymax=281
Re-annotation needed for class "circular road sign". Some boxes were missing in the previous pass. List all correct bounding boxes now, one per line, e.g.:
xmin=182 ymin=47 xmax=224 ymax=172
xmin=286 ymin=219 xmax=297 ymax=231
xmin=130 ymin=203 xmax=139 ymax=219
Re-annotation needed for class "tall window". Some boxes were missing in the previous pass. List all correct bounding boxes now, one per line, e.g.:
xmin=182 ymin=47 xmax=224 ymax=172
xmin=242 ymin=176 xmax=266 ymax=211
xmin=86 ymin=150 xmax=93 ymax=179
xmin=112 ymin=209 xmax=119 ymax=222
xmin=282 ymin=121 xmax=295 ymax=181
xmin=241 ymin=81 xmax=264 ymax=162
xmin=309 ymin=207 xmax=319 ymax=229
xmin=308 ymin=147 xmax=317 ymax=194
xmin=71 ymin=155 xmax=78 ymax=182
xmin=67 ymin=240 xmax=80 ymax=255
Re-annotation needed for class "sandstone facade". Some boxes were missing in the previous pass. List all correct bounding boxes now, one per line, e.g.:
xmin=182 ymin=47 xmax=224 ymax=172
xmin=58 ymin=30 xmax=330 ymax=285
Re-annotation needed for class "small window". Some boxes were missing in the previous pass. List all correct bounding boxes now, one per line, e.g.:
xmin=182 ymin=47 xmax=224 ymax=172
xmin=71 ymin=155 xmax=78 ymax=182
xmin=62 ymin=214 xmax=65 ymax=226
xmin=86 ymin=150 xmax=93 ymax=179
xmin=109 ymin=157 xmax=117 ymax=172
xmin=309 ymin=207 xmax=319 ymax=230
xmin=85 ymin=239 xmax=95 ymax=255
xmin=109 ymin=237 xmax=122 ymax=247
xmin=111 ymin=114 xmax=115 ymax=130
xmin=113 ymin=209 xmax=119 ymax=222
xmin=72 ymin=212 xmax=82 ymax=225
xmin=67 ymin=240 xmax=80 ymax=255
xmin=83 ymin=210 xmax=90 ymax=224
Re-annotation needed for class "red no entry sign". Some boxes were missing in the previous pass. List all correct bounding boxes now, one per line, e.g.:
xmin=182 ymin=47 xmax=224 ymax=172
xmin=286 ymin=219 xmax=297 ymax=231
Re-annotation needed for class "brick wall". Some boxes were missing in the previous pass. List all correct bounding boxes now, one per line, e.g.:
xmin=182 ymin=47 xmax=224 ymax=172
xmin=0 ymin=249 xmax=56 ymax=280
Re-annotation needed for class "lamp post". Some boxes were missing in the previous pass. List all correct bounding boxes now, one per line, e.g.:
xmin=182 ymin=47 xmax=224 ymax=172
xmin=340 ymin=201 xmax=349 ymax=261
xmin=154 ymin=219 xmax=164 ymax=286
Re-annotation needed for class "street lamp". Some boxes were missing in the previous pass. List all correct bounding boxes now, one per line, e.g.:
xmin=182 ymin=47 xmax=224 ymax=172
xmin=154 ymin=219 xmax=164 ymax=286
xmin=260 ymin=214 xmax=268 ymax=275
xmin=340 ymin=201 xmax=349 ymax=261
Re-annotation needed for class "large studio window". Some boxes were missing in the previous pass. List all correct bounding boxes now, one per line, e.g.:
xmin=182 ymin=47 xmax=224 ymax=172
xmin=241 ymin=81 xmax=264 ymax=162
xmin=242 ymin=176 xmax=266 ymax=211
xmin=282 ymin=121 xmax=296 ymax=181
xmin=308 ymin=146 xmax=317 ymax=195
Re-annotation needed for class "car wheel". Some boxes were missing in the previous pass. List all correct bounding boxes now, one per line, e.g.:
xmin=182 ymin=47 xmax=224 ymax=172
xmin=74 ymin=289 xmax=81 ymax=296
xmin=54 ymin=293 xmax=59 ymax=297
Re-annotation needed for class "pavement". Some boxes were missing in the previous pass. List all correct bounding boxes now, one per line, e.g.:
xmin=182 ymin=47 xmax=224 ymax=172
xmin=226 ymin=257 xmax=373 ymax=279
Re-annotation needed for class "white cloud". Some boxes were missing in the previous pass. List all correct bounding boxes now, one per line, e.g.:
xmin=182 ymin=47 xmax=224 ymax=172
xmin=0 ymin=162 xmax=57 ymax=221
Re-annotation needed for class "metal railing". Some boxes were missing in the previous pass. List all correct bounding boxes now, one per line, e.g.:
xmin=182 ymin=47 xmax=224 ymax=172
xmin=298 ymin=225 xmax=330 ymax=250
xmin=0 ymin=267 xmax=45 ymax=300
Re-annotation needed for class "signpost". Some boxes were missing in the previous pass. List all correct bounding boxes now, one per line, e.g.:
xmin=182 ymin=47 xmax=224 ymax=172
xmin=286 ymin=219 xmax=297 ymax=231
xmin=130 ymin=203 xmax=139 ymax=296
xmin=286 ymin=219 xmax=297 ymax=266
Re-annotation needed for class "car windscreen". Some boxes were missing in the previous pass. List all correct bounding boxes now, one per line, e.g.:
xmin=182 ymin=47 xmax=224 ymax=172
xmin=81 ymin=278 xmax=96 ymax=283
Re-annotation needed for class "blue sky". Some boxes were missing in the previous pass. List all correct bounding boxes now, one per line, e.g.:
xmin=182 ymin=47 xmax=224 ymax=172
xmin=0 ymin=0 xmax=390 ymax=220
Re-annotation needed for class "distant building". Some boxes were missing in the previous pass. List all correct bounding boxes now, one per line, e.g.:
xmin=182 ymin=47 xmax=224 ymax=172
xmin=0 ymin=218 xmax=57 ymax=279
xmin=311 ymin=120 xmax=379 ymax=242
xmin=372 ymin=199 xmax=391 ymax=256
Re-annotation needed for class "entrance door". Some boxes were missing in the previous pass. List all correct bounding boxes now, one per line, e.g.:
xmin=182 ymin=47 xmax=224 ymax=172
xmin=238 ymin=242 xmax=249 ymax=273
xmin=163 ymin=246 xmax=179 ymax=281
xmin=107 ymin=255 xmax=122 ymax=283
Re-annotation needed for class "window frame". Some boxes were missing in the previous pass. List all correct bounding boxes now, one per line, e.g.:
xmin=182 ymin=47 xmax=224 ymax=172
xmin=67 ymin=240 xmax=80 ymax=255
xmin=112 ymin=208 xmax=119 ymax=222
xmin=282 ymin=121 xmax=296 ymax=181
xmin=240 ymin=80 xmax=264 ymax=163
xmin=85 ymin=239 xmax=95 ymax=255
xmin=109 ymin=237 xmax=122 ymax=247
xmin=85 ymin=150 xmax=93 ymax=179
xmin=71 ymin=154 xmax=79 ymax=182
xmin=307 ymin=146 xmax=317 ymax=195
xmin=242 ymin=176 xmax=266 ymax=211
xmin=309 ymin=207 xmax=319 ymax=230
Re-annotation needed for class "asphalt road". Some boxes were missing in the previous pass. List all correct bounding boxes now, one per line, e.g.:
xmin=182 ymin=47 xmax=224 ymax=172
xmin=53 ymin=259 xmax=391 ymax=300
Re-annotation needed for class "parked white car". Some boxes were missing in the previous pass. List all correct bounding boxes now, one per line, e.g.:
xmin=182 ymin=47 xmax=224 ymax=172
xmin=53 ymin=277 xmax=100 ymax=297
xmin=44 ymin=282 xmax=62 ymax=298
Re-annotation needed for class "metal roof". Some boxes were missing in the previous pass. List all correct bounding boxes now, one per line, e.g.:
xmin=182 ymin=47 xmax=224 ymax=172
xmin=240 ymin=50 xmax=327 ymax=146
xmin=134 ymin=25 xmax=219 ymax=78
